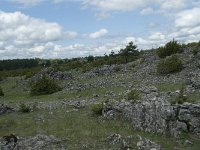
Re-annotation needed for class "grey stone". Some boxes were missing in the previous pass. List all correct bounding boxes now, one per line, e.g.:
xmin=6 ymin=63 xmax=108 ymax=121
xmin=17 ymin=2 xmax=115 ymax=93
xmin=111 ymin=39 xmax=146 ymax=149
xmin=0 ymin=104 xmax=14 ymax=115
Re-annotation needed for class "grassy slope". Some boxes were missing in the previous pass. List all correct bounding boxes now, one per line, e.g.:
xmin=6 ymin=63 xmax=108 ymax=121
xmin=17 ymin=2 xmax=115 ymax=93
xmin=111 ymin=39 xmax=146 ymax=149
xmin=0 ymin=77 xmax=200 ymax=149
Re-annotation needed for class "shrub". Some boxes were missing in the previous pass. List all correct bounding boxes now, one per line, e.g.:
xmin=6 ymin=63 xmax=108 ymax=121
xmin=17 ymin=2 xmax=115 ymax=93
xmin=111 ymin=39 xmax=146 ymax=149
xmin=171 ymin=85 xmax=188 ymax=104
xmin=25 ymin=71 xmax=35 ymax=79
xmin=0 ymin=86 xmax=4 ymax=96
xmin=157 ymin=55 xmax=182 ymax=74
xmin=30 ymin=75 xmax=61 ymax=95
xmin=19 ymin=103 xmax=31 ymax=113
xmin=192 ymin=49 xmax=198 ymax=56
xmin=127 ymin=90 xmax=140 ymax=101
xmin=90 ymin=103 xmax=103 ymax=115
xmin=157 ymin=40 xmax=182 ymax=58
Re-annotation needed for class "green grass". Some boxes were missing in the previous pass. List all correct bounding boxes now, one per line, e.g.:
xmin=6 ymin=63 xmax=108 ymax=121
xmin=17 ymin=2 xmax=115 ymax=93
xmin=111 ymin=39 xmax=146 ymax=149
xmin=187 ymin=91 xmax=200 ymax=103
xmin=0 ymin=76 xmax=125 ymax=104
xmin=0 ymin=107 xmax=199 ymax=149
xmin=157 ymin=82 xmax=184 ymax=92
xmin=1 ymin=77 xmax=200 ymax=149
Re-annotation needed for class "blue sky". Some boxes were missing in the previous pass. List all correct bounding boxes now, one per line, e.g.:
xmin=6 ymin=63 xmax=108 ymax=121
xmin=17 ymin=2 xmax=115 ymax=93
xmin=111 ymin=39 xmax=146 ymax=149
xmin=0 ymin=0 xmax=200 ymax=59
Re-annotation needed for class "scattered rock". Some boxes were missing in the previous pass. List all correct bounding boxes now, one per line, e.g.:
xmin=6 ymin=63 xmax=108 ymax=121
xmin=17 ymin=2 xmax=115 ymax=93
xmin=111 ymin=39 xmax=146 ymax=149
xmin=0 ymin=134 xmax=67 ymax=150
xmin=0 ymin=104 xmax=14 ymax=115
xmin=184 ymin=140 xmax=193 ymax=146
xmin=31 ymin=67 xmax=73 ymax=81
xmin=136 ymin=136 xmax=162 ymax=150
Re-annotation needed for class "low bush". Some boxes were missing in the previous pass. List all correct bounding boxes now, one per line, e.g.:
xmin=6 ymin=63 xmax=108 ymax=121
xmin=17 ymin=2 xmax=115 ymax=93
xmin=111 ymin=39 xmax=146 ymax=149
xmin=171 ymin=85 xmax=188 ymax=104
xmin=0 ymin=86 xmax=4 ymax=96
xmin=19 ymin=103 xmax=31 ymax=113
xmin=192 ymin=49 xmax=198 ymax=56
xmin=157 ymin=39 xmax=182 ymax=58
xmin=90 ymin=103 xmax=103 ymax=115
xmin=30 ymin=75 xmax=61 ymax=96
xmin=127 ymin=89 xmax=140 ymax=101
xmin=157 ymin=55 xmax=182 ymax=74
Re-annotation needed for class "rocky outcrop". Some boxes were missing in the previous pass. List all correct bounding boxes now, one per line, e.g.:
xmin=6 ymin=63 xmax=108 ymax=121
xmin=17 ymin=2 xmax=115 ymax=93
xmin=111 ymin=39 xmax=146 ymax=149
xmin=31 ymin=67 xmax=73 ymax=81
xmin=116 ymin=97 xmax=200 ymax=138
xmin=0 ymin=134 xmax=67 ymax=150
xmin=106 ymin=134 xmax=162 ymax=150
xmin=84 ymin=64 xmax=126 ymax=77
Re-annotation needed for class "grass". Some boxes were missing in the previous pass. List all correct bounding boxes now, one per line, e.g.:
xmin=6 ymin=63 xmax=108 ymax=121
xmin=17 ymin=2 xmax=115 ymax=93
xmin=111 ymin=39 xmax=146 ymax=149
xmin=0 ymin=76 xmax=125 ymax=104
xmin=157 ymin=82 xmax=184 ymax=92
xmin=187 ymin=91 xmax=200 ymax=103
xmin=1 ymin=106 xmax=199 ymax=150
xmin=1 ymin=77 xmax=200 ymax=149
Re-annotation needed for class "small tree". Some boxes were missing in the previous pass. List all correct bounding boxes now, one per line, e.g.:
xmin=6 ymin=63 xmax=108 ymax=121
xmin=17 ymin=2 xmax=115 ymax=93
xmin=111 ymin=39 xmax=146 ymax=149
xmin=30 ymin=75 xmax=61 ymax=95
xmin=87 ymin=55 xmax=94 ymax=62
xmin=119 ymin=41 xmax=139 ymax=63
xmin=109 ymin=50 xmax=115 ymax=57
xmin=0 ymin=86 xmax=4 ymax=96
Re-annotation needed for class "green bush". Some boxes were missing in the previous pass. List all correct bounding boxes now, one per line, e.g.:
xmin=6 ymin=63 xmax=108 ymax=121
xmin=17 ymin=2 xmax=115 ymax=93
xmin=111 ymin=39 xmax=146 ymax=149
xmin=157 ymin=40 xmax=182 ymax=58
xmin=30 ymin=75 xmax=61 ymax=95
xmin=0 ymin=86 xmax=4 ymax=96
xmin=90 ymin=103 xmax=103 ymax=115
xmin=192 ymin=49 xmax=198 ymax=56
xmin=157 ymin=55 xmax=182 ymax=74
xmin=19 ymin=103 xmax=31 ymax=113
xmin=127 ymin=90 xmax=140 ymax=101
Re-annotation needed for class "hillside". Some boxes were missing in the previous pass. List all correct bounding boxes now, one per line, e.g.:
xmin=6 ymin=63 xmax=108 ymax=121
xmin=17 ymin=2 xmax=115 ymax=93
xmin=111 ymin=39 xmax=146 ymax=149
xmin=0 ymin=44 xmax=200 ymax=150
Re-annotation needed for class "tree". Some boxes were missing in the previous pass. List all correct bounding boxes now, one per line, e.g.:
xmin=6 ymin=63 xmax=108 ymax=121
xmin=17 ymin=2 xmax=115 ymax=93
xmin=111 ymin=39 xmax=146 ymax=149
xmin=119 ymin=41 xmax=139 ymax=63
xmin=87 ymin=55 xmax=94 ymax=62
xmin=109 ymin=50 xmax=115 ymax=57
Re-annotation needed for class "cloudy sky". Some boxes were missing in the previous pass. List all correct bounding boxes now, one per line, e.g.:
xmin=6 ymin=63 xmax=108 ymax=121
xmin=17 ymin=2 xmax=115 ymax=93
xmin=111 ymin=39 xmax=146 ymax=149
xmin=0 ymin=0 xmax=200 ymax=59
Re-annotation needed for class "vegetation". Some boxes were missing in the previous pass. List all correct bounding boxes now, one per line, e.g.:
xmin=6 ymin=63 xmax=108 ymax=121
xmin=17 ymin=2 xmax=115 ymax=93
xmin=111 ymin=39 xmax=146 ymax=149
xmin=119 ymin=41 xmax=140 ymax=63
xmin=0 ymin=59 xmax=39 ymax=71
xmin=86 ymin=55 xmax=95 ymax=62
xmin=90 ymin=103 xmax=103 ymax=115
xmin=127 ymin=90 xmax=140 ymax=101
xmin=19 ymin=103 xmax=31 ymax=113
xmin=171 ymin=85 xmax=188 ymax=104
xmin=0 ymin=86 xmax=4 ymax=96
xmin=30 ymin=75 xmax=61 ymax=96
xmin=156 ymin=39 xmax=182 ymax=58
xmin=157 ymin=55 xmax=182 ymax=74
xmin=157 ymin=82 xmax=184 ymax=92
xmin=192 ymin=49 xmax=198 ymax=56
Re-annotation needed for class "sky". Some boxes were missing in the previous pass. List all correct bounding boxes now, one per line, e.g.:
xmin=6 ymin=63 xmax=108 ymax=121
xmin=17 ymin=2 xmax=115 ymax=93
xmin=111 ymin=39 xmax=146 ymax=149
xmin=0 ymin=0 xmax=200 ymax=59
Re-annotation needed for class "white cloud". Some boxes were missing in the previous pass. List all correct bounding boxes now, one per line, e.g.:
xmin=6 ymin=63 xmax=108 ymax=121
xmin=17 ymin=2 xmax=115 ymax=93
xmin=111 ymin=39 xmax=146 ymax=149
xmin=160 ymin=0 xmax=186 ymax=10
xmin=175 ymin=7 xmax=200 ymax=27
xmin=89 ymin=28 xmax=108 ymax=39
xmin=83 ymin=0 xmax=150 ymax=12
xmin=0 ymin=11 xmax=82 ymax=59
xmin=65 ymin=31 xmax=78 ymax=39
xmin=149 ymin=32 xmax=166 ymax=40
xmin=0 ymin=11 xmax=63 ymax=44
xmin=140 ymin=7 xmax=154 ymax=15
